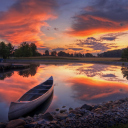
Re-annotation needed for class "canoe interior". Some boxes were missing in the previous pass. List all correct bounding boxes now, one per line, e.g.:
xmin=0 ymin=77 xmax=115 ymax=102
xmin=18 ymin=79 xmax=53 ymax=101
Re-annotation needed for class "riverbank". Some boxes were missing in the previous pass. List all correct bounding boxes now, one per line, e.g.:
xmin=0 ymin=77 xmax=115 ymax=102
xmin=1 ymin=98 xmax=128 ymax=128
xmin=4 ymin=57 xmax=128 ymax=66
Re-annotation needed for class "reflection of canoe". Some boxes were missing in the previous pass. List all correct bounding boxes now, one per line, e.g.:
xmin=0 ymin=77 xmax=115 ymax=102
xmin=8 ymin=76 xmax=54 ymax=120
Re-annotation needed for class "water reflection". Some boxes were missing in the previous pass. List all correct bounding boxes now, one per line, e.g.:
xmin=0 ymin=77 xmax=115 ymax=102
xmin=121 ymin=66 xmax=128 ymax=80
xmin=0 ymin=71 xmax=14 ymax=80
xmin=18 ymin=64 xmax=40 ymax=77
xmin=23 ymin=91 xmax=53 ymax=117
xmin=68 ymin=76 xmax=128 ymax=104
xmin=0 ymin=63 xmax=128 ymax=122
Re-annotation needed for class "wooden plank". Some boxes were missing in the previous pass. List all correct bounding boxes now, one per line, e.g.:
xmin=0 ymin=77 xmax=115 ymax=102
xmin=0 ymin=63 xmax=11 ymax=67
xmin=11 ymin=63 xmax=30 ymax=68
xmin=12 ymin=63 xmax=30 ymax=66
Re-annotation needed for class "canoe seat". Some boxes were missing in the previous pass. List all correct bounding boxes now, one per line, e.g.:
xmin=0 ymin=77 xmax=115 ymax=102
xmin=32 ymin=89 xmax=48 ymax=91
xmin=42 ymin=85 xmax=51 ymax=87
xmin=27 ymin=93 xmax=43 ymax=95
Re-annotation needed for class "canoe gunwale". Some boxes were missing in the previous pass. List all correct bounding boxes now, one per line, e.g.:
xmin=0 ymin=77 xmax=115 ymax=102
xmin=8 ymin=85 xmax=54 ymax=114
xmin=8 ymin=76 xmax=54 ymax=119
xmin=14 ymin=84 xmax=53 ymax=104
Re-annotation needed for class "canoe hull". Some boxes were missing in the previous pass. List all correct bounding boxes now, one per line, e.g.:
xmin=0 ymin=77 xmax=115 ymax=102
xmin=8 ymin=77 xmax=54 ymax=120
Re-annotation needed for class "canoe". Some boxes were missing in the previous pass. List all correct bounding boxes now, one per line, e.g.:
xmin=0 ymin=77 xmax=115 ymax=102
xmin=8 ymin=76 xmax=54 ymax=120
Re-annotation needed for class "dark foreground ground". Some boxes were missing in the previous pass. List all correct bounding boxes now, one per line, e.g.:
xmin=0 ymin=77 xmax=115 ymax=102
xmin=1 ymin=98 xmax=128 ymax=128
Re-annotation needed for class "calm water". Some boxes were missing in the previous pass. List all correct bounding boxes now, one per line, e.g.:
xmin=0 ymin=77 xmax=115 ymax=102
xmin=0 ymin=63 xmax=128 ymax=122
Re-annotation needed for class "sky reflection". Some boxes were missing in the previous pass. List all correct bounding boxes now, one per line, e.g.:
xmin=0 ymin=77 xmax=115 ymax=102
xmin=0 ymin=63 xmax=128 ymax=122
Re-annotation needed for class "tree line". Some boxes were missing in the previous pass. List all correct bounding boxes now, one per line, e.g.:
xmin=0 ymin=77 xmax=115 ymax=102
xmin=0 ymin=41 xmax=128 ymax=60
xmin=43 ymin=50 xmax=95 ymax=57
xmin=97 ymin=48 xmax=128 ymax=60
xmin=0 ymin=42 xmax=41 ymax=59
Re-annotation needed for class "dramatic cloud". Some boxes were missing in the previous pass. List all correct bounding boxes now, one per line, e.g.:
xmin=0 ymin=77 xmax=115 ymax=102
xmin=37 ymin=46 xmax=50 ymax=53
xmin=52 ymin=47 xmax=66 ymax=51
xmin=76 ymin=37 xmax=118 ymax=52
xmin=66 ymin=0 xmax=128 ymax=37
xmin=0 ymin=0 xmax=58 ymax=46
xmin=100 ymin=32 xmax=127 ymax=41
xmin=101 ymin=37 xmax=117 ymax=41
xmin=68 ymin=48 xmax=83 ymax=51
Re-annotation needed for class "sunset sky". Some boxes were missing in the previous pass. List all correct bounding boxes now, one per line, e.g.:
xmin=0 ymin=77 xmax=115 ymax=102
xmin=0 ymin=0 xmax=128 ymax=55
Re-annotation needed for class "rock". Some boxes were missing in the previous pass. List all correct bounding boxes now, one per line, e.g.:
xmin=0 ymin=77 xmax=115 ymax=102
xmin=42 ymin=112 xmax=53 ymax=121
xmin=50 ymin=121 xmax=57 ymax=124
xmin=60 ymin=109 xmax=67 ymax=113
xmin=6 ymin=119 xmax=26 ymax=128
xmin=38 ymin=113 xmax=43 ymax=119
xmin=25 ymin=116 xmax=34 ymax=122
xmin=56 ymin=113 xmax=68 ymax=120
xmin=0 ymin=123 xmax=6 ymax=128
xmin=75 ymin=107 xmax=80 ymax=110
xmin=68 ymin=113 xmax=75 ymax=117
xmin=55 ymin=108 xmax=59 ymax=111
xmin=24 ymin=122 xmax=38 ymax=128
xmin=92 ymin=105 xmax=99 ymax=110
xmin=24 ymin=122 xmax=39 ymax=128
xmin=69 ymin=110 xmax=77 ymax=114
xmin=69 ymin=107 xmax=73 ymax=111
xmin=37 ymin=119 xmax=48 ymax=125
xmin=80 ymin=104 xmax=93 ymax=111
xmin=62 ymin=106 xmax=66 ymax=108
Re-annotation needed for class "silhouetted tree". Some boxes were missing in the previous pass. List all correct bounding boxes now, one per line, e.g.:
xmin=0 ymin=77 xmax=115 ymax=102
xmin=30 ymin=43 xmax=37 ymax=56
xmin=0 ymin=42 xmax=9 ymax=59
xmin=122 ymin=47 xmax=128 ymax=60
xmin=121 ymin=66 xmax=128 ymax=80
xmin=7 ymin=43 xmax=14 ymax=57
xmin=14 ymin=49 xmax=22 ymax=57
xmin=45 ymin=50 xmax=49 ymax=56
xmin=51 ymin=51 xmax=57 ymax=56
xmin=70 ymin=53 xmax=73 ymax=57
xmin=58 ymin=51 xmax=67 ymax=56
xmin=14 ymin=42 xmax=32 ymax=57
xmin=98 ymin=49 xmax=123 ymax=57
xmin=85 ymin=53 xmax=93 ymax=57
xmin=18 ymin=64 xmax=40 ymax=77
xmin=0 ymin=71 xmax=14 ymax=80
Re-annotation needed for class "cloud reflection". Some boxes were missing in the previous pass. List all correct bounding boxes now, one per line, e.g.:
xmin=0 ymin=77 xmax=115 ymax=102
xmin=68 ymin=76 xmax=128 ymax=104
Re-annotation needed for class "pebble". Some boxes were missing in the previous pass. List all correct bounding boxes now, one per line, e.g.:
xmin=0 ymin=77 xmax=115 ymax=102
xmin=0 ymin=123 xmax=6 ymax=128
xmin=60 ymin=109 xmax=67 ymax=113
xmin=6 ymin=119 xmax=25 ymax=128
xmin=42 ymin=112 xmax=53 ymax=121
xmin=55 ymin=108 xmax=59 ymax=111
xmin=2 ymin=98 xmax=128 ymax=127
xmin=69 ymin=107 xmax=73 ymax=111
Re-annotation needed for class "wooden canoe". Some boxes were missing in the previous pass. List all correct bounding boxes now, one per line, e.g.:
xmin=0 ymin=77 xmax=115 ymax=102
xmin=8 ymin=76 xmax=54 ymax=120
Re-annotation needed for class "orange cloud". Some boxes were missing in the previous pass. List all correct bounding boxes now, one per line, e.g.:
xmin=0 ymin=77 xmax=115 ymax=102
xmin=66 ymin=15 xmax=128 ymax=38
xmin=0 ymin=0 xmax=57 ymax=46
xmin=66 ymin=0 xmax=128 ymax=38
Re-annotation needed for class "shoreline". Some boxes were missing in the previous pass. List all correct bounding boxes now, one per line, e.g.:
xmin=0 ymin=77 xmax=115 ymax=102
xmin=1 ymin=98 xmax=128 ymax=128
xmin=5 ymin=59 xmax=128 ymax=66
